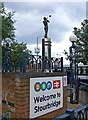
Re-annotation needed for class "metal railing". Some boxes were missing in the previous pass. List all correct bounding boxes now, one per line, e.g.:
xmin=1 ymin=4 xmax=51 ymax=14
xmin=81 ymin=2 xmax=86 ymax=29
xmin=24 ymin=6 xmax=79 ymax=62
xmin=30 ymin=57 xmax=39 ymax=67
xmin=2 ymin=53 xmax=63 ymax=73
xmin=80 ymin=82 xmax=88 ymax=86
xmin=52 ymin=104 xmax=88 ymax=120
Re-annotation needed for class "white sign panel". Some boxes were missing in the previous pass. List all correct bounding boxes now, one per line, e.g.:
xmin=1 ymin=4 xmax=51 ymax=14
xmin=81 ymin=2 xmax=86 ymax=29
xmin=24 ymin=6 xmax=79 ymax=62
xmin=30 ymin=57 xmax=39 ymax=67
xmin=35 ymin=47 xmax=40 ymax=53
xmin=30 ymin=76 xmax=63 ymax=118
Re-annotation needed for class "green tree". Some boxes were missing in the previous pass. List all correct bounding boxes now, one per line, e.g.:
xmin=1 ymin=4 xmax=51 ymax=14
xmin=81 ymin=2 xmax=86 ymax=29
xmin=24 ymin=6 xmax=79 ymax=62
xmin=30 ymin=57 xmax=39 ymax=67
xmin=64 ymin=19 xmax=88 ymax=65
xmin=0 ymin=2 xmax=30 ymax=71
xmin=0 ymin=2 xmax=16 ymax=67
xmin=0 ymin=2 xmax=15 ymax=42
xmin=11 ymin=41 xmax=30 ymax=71
xmin=73 ymin=19 xmax=88 ymax=65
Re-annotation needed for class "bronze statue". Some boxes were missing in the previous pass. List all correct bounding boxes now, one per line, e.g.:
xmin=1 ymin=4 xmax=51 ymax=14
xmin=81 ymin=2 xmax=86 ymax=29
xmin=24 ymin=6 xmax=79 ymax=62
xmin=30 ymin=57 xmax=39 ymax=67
xmin=43 ymin=16 xmax=51 ymax=38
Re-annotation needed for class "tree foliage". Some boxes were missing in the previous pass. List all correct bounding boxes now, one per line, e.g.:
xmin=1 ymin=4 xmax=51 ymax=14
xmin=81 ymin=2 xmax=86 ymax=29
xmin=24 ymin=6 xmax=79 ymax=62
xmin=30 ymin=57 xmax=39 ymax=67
xmin=64 ymin=19 xmax=88 ymax=65
xmin=73 ymin=19 xmax=88 ymax=65
xmin=1 ymin=2 xmax=30 ymax=70
xmin=10 ymin=41 xmax=30 ymax=70
xmin=0 ymin=2 xmax=16 ymax=42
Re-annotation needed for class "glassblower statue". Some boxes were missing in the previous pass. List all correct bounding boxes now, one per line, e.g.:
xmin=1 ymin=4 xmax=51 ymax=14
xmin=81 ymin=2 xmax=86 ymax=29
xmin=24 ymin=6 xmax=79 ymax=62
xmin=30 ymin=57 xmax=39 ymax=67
xmin=43 ymin=15 xmax=51 ymax=38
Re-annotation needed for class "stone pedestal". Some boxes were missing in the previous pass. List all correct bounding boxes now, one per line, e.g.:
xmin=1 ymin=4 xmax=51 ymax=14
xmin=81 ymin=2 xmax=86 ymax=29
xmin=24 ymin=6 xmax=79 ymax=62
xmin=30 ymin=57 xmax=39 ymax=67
xmin=42 ymin=38 xmax=52 ymax=72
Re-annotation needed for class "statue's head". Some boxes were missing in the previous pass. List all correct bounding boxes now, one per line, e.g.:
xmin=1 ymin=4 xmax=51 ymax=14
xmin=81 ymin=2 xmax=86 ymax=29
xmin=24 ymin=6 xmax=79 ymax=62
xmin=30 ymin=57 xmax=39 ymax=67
xmin=43 ymin=17 xmax=47 ymax=20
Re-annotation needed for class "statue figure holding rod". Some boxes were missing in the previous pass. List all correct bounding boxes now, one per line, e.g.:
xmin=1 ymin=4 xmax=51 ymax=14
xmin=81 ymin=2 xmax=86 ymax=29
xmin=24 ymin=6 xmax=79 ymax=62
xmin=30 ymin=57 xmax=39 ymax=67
xmin=43 ymin=15 xmax=51 ymax=38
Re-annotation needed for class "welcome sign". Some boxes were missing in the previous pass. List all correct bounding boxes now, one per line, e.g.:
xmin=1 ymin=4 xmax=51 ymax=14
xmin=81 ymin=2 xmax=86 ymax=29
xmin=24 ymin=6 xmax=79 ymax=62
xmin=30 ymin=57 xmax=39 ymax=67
xmin=30 ymin=76 xmax=63 ymax=118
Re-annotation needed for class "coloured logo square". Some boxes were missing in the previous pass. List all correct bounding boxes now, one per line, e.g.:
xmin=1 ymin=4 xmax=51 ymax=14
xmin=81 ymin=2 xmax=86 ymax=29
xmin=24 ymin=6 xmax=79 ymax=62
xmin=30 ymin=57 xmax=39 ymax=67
xmin=53 ymin=80 xmax=60 ymax=89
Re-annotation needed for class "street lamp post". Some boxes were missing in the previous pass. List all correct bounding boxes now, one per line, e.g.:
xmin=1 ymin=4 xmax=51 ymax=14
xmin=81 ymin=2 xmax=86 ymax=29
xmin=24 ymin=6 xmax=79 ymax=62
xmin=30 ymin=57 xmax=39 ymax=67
xmin=69 ymin=34 xmax=79 ymax=104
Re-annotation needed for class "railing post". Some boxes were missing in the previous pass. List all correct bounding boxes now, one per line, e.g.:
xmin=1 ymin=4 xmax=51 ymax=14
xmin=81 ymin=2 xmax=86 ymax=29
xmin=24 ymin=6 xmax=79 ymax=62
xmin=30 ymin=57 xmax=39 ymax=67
xmin=61 ymin=57 xmax=63 ymax=72
xmin=66 ymin=109 xmax=75 ymax=120
xmin=22 ymin=50 xmax=26 ymax=73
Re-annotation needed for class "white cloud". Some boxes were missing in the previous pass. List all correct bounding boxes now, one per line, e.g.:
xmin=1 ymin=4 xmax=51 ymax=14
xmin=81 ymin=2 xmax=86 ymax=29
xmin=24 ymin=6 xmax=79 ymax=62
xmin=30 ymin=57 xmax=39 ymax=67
xmin=4 ymin=1 xmax=86 ymax=64
xmin=9 ymin=2 xmax=85 ymax=44
xmin=14 ymin=12 xmax=41 ymax=36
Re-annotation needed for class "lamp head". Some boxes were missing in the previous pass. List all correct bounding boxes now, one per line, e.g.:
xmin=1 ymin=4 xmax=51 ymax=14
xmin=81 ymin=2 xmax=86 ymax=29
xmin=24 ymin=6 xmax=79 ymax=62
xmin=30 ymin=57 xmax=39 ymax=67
xmin=69 ymin=34 xmax=77 ymax=43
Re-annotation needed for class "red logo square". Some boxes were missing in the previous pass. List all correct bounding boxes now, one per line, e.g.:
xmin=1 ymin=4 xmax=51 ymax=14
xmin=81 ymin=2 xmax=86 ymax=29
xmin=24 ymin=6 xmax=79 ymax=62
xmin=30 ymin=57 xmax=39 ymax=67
xmin=53 ymin=80 xmax=60 ymax=89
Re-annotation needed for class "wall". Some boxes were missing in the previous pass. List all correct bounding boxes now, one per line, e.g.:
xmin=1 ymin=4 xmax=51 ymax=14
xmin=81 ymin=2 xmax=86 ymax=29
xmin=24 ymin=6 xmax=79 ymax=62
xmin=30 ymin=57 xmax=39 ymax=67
xmin=2 ymin=72 xmax=67 ymax=119
xmin=2 ymin=73 xmax=16 ymax=118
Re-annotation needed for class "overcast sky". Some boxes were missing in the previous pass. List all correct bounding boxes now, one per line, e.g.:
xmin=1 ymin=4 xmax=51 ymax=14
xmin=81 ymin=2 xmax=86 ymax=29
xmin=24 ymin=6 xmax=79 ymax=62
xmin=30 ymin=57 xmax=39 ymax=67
xmin=4 ymin=0 xmax=87 ymax=64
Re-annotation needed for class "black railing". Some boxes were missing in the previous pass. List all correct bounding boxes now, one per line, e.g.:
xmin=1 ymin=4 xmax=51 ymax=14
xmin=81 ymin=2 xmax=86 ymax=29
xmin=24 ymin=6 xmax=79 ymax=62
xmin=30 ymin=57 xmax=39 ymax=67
xmin=52 ymin=104 xmax=88 ymax=120
xmin=2 ymin=52 xmax=63 ymax=73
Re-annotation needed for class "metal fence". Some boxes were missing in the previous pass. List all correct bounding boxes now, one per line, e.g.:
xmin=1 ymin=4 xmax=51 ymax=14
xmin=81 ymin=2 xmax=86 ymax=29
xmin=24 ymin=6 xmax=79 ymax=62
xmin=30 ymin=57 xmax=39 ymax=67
xmin=52 ymin=104 xmax=88 ymax=120
xmin=2 ymin=52 xmax=63 ymax=73
xmin=29 ymin=55 xmax=63 ymax=72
